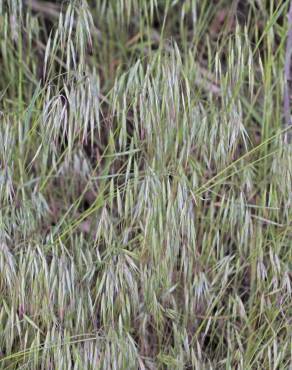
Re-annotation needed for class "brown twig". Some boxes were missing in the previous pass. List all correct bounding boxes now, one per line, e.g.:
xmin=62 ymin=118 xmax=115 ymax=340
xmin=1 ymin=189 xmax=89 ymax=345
xmin=284 ymin=0 xmax=292 ymax=142
xmin=24 ymin=0 xmax=61 ymax=20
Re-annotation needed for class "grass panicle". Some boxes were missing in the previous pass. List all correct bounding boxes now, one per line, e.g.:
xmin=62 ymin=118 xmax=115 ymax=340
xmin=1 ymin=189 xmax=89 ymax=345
xmin=0 ymin=0 xmax=291 ymax=369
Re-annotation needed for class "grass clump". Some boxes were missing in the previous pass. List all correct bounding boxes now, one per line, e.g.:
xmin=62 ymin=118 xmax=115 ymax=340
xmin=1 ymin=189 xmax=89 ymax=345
xmin=0 ymin=0 xmax=291 ymax=369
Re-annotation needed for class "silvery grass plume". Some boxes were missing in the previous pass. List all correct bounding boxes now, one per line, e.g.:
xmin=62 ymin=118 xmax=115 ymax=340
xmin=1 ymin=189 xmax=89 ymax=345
xmin=0 ymin=0 xmax=291 ymax=369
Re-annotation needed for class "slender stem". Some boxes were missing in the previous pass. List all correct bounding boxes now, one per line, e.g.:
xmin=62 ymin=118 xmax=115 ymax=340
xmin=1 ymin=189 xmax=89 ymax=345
xmin=284 ymin=0 xmax=292 ymax=142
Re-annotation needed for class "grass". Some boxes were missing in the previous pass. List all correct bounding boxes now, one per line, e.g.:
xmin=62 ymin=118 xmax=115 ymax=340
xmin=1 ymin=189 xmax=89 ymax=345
xmin=0 ymin=0 xmax=291 ymax=368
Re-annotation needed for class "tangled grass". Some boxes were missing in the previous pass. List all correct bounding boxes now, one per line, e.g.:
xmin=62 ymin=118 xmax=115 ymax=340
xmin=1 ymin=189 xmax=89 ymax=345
xmin=0 ymin=0 xmax=291 ymax=368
